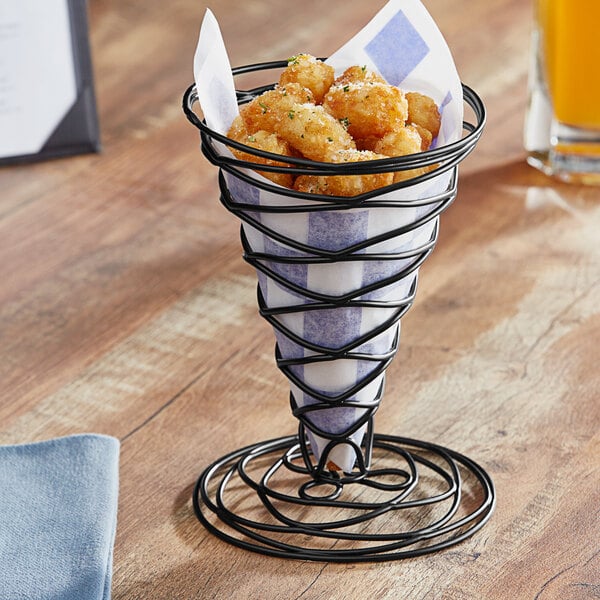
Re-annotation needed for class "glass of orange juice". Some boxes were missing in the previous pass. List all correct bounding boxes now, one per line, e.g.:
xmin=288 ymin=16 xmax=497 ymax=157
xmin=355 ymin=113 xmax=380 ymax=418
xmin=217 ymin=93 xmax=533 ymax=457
xmin=524 ymin=0 xmax=600 ymax=185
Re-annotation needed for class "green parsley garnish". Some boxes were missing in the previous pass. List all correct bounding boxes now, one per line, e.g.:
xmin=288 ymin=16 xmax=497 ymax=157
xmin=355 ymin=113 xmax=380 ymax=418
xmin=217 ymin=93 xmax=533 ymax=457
xmin=247 ymin=135 xmax=256 ymax=142
xmin=338 ymin=117 xmax=350 ymax=129
xmin=288 ymin=110 xmax=295 ymax=119
xmin=259 ymin=102 xmax=268 ymax=114
xmin=287 ymin=55 xmax=300 ymax=65
xmin=343 ymin=85 xmax=350 ymax=92
xmin=361 ymin=65 xmax=367 ymax=72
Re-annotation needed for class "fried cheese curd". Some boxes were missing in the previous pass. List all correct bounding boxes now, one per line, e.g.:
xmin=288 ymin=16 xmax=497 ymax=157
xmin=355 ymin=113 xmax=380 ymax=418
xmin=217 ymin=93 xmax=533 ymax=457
xmin=334 ymin=65 xmax=386 ymax=86
xmin=279 ymin=54 xmax=335 ymax=104
xmin=238 ymin=83 xmax=354 ymax=162
xmin=228 ymin=115 xmax=296 ymax=188
xmin=374 ymin=126 xmax=433 ymax=183
xmin=295 ymin=149 xmax=393 ymax=196
xmin=322 ymin=69 xmax=408 ymax=141
xmin=225 ymin=56 xmax=442 ymax=196
xmin=406 ymin=92 xmax=441 ymax=139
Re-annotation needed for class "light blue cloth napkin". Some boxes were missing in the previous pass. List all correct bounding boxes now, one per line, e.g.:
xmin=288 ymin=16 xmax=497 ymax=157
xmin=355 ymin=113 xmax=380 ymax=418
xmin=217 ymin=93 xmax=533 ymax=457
xmin=0 ymin=434 xmax=119 ymax=600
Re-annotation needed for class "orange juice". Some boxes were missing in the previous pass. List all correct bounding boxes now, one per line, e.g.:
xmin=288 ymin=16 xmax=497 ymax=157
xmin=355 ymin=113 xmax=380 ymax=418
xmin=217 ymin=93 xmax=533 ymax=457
xmin=538 ymin=0 xmax=600 ymax=130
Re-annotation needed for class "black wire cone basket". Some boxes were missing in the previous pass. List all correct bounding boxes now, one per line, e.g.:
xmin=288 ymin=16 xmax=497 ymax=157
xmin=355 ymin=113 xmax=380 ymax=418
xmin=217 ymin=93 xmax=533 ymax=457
xmin=182 ymin=60 xmax=495 ymax=561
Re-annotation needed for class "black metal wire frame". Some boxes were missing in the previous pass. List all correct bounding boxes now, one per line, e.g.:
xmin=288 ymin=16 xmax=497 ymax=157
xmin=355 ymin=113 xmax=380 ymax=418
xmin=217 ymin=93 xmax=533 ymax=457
xmin=185 ymin=61 xmax=494 ymax=561
xmin=192 ymin=434 xmax=496 ymax=561
xmin=184 ymin=61 xmax=486 ymax=477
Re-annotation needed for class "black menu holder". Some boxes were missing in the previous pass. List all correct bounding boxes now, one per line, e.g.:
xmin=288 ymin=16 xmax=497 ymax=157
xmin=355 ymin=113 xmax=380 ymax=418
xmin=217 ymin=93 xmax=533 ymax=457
xmin=0 ymin=0 xmax=100 ymax=165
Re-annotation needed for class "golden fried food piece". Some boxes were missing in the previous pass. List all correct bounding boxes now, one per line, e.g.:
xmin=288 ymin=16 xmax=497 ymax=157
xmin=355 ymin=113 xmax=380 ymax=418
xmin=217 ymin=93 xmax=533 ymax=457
xmin=275 ymin=103 xmax=356 ymax=161
xmin=240 ymin=83 xmax=314 ymax=134
xmin=279 ymin=54 xmax=335 ymax=104
xmin=226 ymin=62 xmax=442 ymax=193
xmin=374 ymin=126 xmax=434 ymax=183
xmin=323 ymin=81 xmax=408 ymax=140
xmin=333 ymin=65 xmax=386 ymax=86
xmin=373 ymin=126 xmax=422 ymax=157
xmin=411 ymin=123 xmax=433 ymax=151
xmin=392 ymin=164 xmax=436 ymax=183
xmin=406 ymin=92 xmax=441 ymax=139
xmin=240 ymin=87 xmax=355 ymax=162
xmin=227 ymin=116 xmax=295 ymax=187
xmin=279 ymin=82 xmax=315 ymax=104
xmin=227 ymin=112 xmax=248 ymax=140
xmin=294 ymin=149 xmax=393 ymax=196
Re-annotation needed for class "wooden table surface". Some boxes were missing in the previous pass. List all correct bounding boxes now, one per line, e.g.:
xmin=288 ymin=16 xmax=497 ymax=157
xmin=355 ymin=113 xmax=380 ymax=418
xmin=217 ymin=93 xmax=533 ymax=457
xmin=1 ymin=0 xmax=599 ymax=598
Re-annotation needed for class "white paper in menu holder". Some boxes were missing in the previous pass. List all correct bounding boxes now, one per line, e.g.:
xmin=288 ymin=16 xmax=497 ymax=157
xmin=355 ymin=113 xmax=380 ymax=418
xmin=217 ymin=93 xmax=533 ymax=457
xmin=0 ymin=0 xmax=77 ymax=159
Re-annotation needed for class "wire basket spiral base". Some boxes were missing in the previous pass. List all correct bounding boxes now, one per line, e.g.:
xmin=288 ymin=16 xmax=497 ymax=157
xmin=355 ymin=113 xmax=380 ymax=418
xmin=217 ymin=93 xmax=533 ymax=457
xmin=193 ymin=433 xmax=495 ymax=562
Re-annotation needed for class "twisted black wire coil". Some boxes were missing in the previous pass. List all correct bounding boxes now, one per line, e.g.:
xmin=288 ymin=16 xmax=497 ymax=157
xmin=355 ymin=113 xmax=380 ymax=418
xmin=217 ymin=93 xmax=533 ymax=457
xmin=183 ymin=60 xmax=495 ymax=560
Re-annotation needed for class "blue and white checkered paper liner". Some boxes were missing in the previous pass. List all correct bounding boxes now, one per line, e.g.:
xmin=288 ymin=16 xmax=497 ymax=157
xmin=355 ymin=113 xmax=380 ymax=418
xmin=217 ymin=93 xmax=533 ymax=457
xmin=228 ymin=172 xmax=446 ymax=472
xmin=194 ymin=0 xmax=463 ymax=472
xmin=226 ymin=170 xmax=449 ymax=471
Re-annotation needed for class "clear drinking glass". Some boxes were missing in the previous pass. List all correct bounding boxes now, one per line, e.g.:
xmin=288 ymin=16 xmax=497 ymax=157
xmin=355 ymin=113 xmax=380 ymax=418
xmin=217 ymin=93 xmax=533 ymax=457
xmin=524 ymin=0 xmax=600 ymax=185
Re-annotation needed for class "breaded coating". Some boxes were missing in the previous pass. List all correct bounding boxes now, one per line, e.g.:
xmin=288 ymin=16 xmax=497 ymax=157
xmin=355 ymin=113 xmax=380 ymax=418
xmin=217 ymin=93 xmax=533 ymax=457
xmin=228 ymin=113 xmax=248 ymax=141
xmin=241 ymin=89 xmax=355 ymax=161
xmin=374 ymin=126 xmax=433 ymax=183
xmin=406 ymin=92 xmax=441 ymax=139
xmin=279 ymin=82 xmax=315 ymax=104
xmin=411 ymin=123 xmax=433 ymax=151
xmin=240 ymin=83 xmax=314 ymax=134
xmin=294 ymin=149 xmax=393 ymax=196
xmin=373 ymin=126 xmax=422 ymax=157
xmin=392 ymin=164 xmax=436 ymax=183
xmin=225 ymin=60 xmax=443 ymax=194
xmin=227 ymin=116 xmax=295 ymax=187
xmin=333 ymin=65 xmax=386 ymax=86
xmin=279 ymin=54 xmax=335 ymax=104
xmin=277 ymin=103 xmax=356 ymax=161
xmin=323 ymin=82 xmax=408 ymax=140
